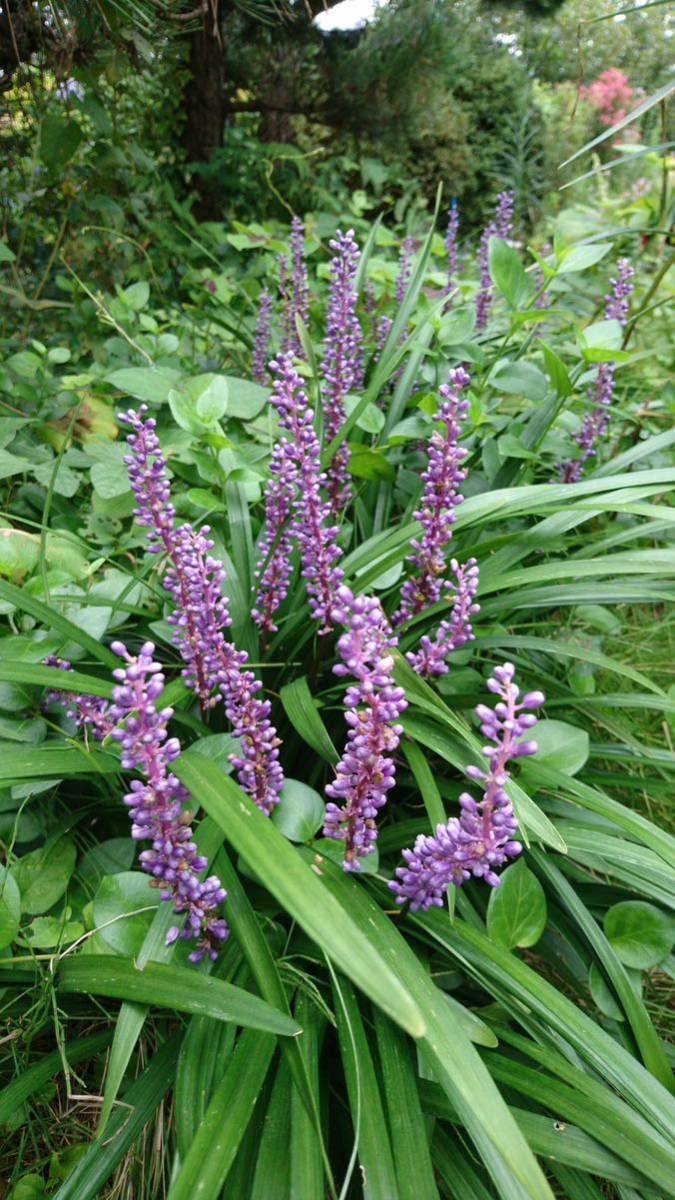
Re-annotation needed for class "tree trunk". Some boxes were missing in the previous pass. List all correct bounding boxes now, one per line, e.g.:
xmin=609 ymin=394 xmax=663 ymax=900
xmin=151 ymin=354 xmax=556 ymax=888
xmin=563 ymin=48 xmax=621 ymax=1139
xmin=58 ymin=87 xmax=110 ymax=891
xmin=181 ymin=11 xmax=227 ymax=220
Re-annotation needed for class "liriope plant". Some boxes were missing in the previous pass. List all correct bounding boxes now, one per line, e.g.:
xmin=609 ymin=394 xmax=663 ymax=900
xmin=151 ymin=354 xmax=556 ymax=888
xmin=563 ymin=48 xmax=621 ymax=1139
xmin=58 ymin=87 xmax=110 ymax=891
xmin=0 ymin=201 xmax=673 ymax=1200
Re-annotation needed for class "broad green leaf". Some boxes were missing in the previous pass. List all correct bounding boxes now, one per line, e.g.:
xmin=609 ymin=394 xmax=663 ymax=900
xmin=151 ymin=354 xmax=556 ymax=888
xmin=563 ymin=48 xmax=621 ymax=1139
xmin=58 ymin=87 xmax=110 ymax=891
xmin=13 ymin=837 xmax=76 ymax=915
xmin=557 ymin=243 xmax=612 ymax=274
xmin=40 ymin=115 xmax=83 ymax=169
xmin=271 ymin=778 xmax=325 ymax=843
xmin=489 ymin=238 xmax=533 ymax=307
xmin=107 ymin=367 xmax=177 ymax=404
xmin=604 ymin=901 xmax=675 ymax=970
xmin=93 ymin=872 xmax=160 ymax=956
xmin=487 ymin=860 xmax=547 ymax=949
xmin=0 ymin=865 xmax=21 ymax=950
xmin=173 ymin=754 xmax=425 ymax=1038
xmin=524 ymin=720 xmax=589 ymax=776
xmin=541 ymin=344 xmax=573 ymax=398
xmin=0 ymin=240 xmax=16 ymax=264
xmin=221 ymin=376 xmax=269 ymax=420
xmin=490 ymin=361 xmax=548 ymax=401
xmin=58 ymin=956 xmax=300 ymax=1036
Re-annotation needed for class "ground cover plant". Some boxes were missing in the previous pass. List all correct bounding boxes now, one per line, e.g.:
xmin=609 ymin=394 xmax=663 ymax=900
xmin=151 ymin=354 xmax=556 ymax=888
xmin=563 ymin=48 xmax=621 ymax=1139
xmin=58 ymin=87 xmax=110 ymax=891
xmin=0 ymin=142 xmax=674 ymax=1200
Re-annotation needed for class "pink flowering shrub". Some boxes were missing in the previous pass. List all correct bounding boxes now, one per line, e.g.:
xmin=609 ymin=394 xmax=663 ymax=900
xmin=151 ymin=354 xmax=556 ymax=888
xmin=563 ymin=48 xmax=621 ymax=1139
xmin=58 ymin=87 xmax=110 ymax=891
xmin=583 ymin=68 xmax=634 ymax=131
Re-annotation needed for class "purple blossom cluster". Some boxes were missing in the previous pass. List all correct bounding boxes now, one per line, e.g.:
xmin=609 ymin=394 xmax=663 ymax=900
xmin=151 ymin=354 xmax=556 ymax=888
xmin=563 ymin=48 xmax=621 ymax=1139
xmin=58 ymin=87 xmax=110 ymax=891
xmin=43 ymin=657 xmax=115 ymax=740
xmin=324 ymin=587 xmax=408 ymax=869
xmin=406 ymin=557 xmax=480 ymax=677
xmin=279 ymin=216 xmax=309 ymax=357
xmin=120 ymin=407 xmax=283 ymax=814
xmin=396 ymin=235 xmax=415 ymax=305
xmin=390 ymin=664 xmax=544 ymax=909
xmin=444 ymin=199 xmax=460 ymax=301
xmin=395 ymin=367 xmax=471 ymax=624
xmin=258 ymin=354 xmax=344 ymax=634
xmin=476 ymin=191 xmax=516 ymax=331
xmin=252 ymin=287 xmax=273 ymax=385
xmin=110 ymin=641 xmax=228 ymax=963
xmin=559 ymin=258 xmax=635 ymax=483
xmin=251 ymin=440 xmax=297 ymax=637
xmin=321 ymin=230 xmax=363 ymax=515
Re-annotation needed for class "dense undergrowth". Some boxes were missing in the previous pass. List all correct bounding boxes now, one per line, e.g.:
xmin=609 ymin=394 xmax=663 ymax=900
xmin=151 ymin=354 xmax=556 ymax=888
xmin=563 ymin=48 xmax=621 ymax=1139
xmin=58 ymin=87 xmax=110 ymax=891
xmin=0 ymin=152 xmax=674 ymax=1200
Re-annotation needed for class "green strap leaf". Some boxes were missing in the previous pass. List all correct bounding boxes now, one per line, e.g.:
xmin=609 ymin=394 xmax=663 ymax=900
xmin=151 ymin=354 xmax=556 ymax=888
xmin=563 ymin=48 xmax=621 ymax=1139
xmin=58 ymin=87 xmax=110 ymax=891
xmin=173 ymin=754 xmax=425 ymax=1037
xmin=58 ymin=956 xmax=301 ymax=1037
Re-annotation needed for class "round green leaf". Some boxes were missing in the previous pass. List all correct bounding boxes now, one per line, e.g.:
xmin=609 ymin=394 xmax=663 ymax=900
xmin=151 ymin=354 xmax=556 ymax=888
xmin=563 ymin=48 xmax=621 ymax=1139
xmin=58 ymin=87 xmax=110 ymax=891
xmin=604 ymin=901 xmax=675 ymax=969
xmin=486 ymin=859 xmax=547 ymax=950
xmin=93 ymin=871 xmax=160 ymax=956
xmin=0 ymin=865 xmax=21 ymax=951
xmin=13 ymin=837 xmax=76 ymax=915
xmin=79 ymin=838 xmax=135 ymax=886
xmin=526 ymin=719 xmax=589 ymax=776
xmin=272 ymin=779 xmax=325 ymax=843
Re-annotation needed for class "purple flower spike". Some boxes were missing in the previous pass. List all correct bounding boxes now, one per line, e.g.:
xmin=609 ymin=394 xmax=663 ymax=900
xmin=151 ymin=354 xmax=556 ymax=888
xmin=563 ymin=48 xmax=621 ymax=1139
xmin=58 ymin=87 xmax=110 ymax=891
xmin=268 ymin=354 xmax=344 ymax=633
xmin=324 ymin=587 xmax=408 ymax=869
xmin=394 ymin=368 xmax=471 ymax=625
xmin=476 ymin=191 xmax=515 ymax=330
xmin=406 ymin=557 xmax=480 ymax=677
xmin=43 ymin=656 xmax=115 ymax=740
xmin=321 ymin=229 xmax=363 ymax=516
xmin=559 ymin=257 xmax=635 ymax=482
xmin=396 ymin=235 xmax=415 ymax=305
xmin=444 ymin=199 xmax=460 ymax=301
xmin=252 ymin=288 xmax=273 ymax=385
xmin=119 ymin=408 xmax=284 ymax=814
xmin=110 ymin=641 xmax=228 ymax=963
xmin=279 ymin=216 xmax=309 ymax=358
xmin=390 ymin=663 xmax=544 ymax=909
xmin=252 ymin=440 xmax=297 ymax=637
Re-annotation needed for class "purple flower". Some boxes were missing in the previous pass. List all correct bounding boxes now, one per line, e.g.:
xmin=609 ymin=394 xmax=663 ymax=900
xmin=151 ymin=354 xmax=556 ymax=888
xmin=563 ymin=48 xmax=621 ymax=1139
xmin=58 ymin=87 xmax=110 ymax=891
xmin=376 ymin=315 xmax=393 ymax=356
xmin=252 ymin=288 xmax=273 ymax=385
xmin=394 ymin=368 xmax=471 ymax=624
xmin=321 ymin=229 xmax=363 ymax=515
xmin=267 ymin=354 xmax=344 ymax=633
xmin=252 ymin=440 xmax=297 ymax=637
xmin=110 ymin=641 xmax=228 ymax=962
xmin=476 ymin=191 xmax=515 ymax=331
xmin=119 ymin=408 xmax=284 ymax=814
xmin=390 ymin=664 xmax=544 ymax=909
xmin=43 ymin=656 xmax=115 ymax=740
xmin=406 ymin=557 xmax=480 ymax=677
xmin=396 ymin=235 xmax=415 ymax=305
xmin=279 ymin=216 xmax=310 ymax=358
xmin=444 ymin=199 xmax=460 ymax=301
xmin=604 ymin=258 xmax=634 ymax=324
xmin=559 ymin=257 xmax=635 ymax=482
xmin=324 ymin=587 xmax=408 ymax=869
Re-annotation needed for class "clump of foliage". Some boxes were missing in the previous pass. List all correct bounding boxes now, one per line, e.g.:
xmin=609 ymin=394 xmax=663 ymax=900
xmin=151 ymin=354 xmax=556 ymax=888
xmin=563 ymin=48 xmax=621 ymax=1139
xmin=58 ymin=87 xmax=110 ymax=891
xmin=0 ymin=133 xmax=674 ymax=1199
